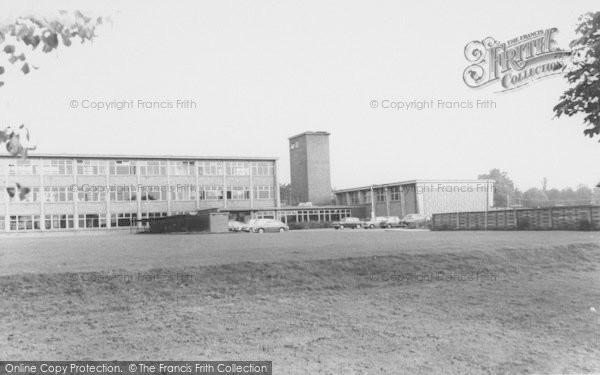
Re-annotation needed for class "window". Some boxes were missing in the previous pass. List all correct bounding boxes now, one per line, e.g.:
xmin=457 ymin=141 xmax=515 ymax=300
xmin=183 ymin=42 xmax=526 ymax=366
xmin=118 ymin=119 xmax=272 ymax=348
xmin=141 ymin=186 xmax=167 ymax=201
xmin=390 ymin=187 xmax=401 ymax=201
xmin=78 ymin=188 xmax=107 ymax=202
xmin=227 ymin=186 xmax=250 ymax=200
xmin=44 ymin=215 xmax=74 ymax=230
xmin=225 ymin=162 xmax=249 ymax=176
xmin=78 ymin=214 xmax=107 ymax=229
xmin=170 ymin=161 xmax=195 ymax=176
xmin=44 ymin=215 xmax=75 ymax=230
xmin=252 ymin=162 xmax=274 ymax=176
xmin=109 ymin=185 xmax=134 ymax=202
xmin=140 ymin=212 xmax=167 ymax=227
xmin=111 ymin=213 xmax=137 ymax=227
xmin=10 ymin=215 xmax=41 ymax=231
xmin=109 ymin=160 xmax=136 ymax=175
xmin=42 ymin=159 xmax=73 ymax=175
xmin=8 ymin=160 xmax=39 ymax=175
xmin=253 ymin=186 xmax=273 ymax=200
xmin=350 ymin=192 xmax=360 ymax=205
xmin=77 ymin=160 xmax=106 ymax=175
xmin=202 ymin=186 xmax=223 ymax=200
xmin=0 ymin=216 xmax=4 ymax=231
xmin=198 ymin=161 xmax=223 ymax=176
xmin=138 ymin=160 xmax=167 ymax=175
xmin=376 ymin=189 xmax=386 ymax=202
xmin=43 ymin=187 xmax=74 ymax=202
xmin=7 ymin=187 xmax=41 ymax=202
xmin=171 ymin=184 xmax=196 ymax=201
xmin=365 ymin=191 xmax=372 ymax=204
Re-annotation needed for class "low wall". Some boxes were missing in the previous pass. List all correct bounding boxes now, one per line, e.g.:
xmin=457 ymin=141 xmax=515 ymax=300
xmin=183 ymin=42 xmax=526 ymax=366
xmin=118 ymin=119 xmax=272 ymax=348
xmin=432 ymin=205 xmax=600 ymax=231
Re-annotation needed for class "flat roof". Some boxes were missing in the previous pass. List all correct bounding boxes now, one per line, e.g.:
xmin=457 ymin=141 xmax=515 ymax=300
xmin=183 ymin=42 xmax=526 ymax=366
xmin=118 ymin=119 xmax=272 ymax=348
xmin=224 ymin=205 xmax=354 ymax=212
xmin=288 ymin=131 xmax=330 ymax=140
xmin=334 ymin=179 xmax=496 ymax=193
xmin=0 ymin=153 xmax=278 ymax=161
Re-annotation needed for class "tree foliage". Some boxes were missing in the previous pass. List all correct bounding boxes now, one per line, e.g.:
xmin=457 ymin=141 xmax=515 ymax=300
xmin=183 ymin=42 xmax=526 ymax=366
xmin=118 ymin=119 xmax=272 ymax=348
xmin=478 ymin=168 xmax=515 ymax=208
xmin=0 ymin=11 xmax=105 ymax=87
xmin=554 ymin=11 xmax=600 ymax=139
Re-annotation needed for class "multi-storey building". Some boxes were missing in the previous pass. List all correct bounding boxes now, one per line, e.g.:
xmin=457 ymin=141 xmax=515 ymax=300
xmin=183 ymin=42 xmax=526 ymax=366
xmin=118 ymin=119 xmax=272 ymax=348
xmin=334 ymin=179 xmax=495 ymax=218
xmin=0 ymin=154 xmax=280 ymax=232
xmin=289 ymin=131 xmax=332 ymax=205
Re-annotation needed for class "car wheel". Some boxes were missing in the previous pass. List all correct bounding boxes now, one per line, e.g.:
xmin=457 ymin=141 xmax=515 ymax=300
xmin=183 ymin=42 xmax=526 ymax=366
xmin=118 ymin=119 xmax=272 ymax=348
xmin=387 ymin=224 xmax=392 ymax=228
xmin=339 ymin=225 xmax=344 ymax=229
xmin=257 ymin=228 xmax=264 ymax=233
xmin=369 ymin=224 xmax=374 ymax=229
xmin=279 ymin=227 xmax=285 ymax=233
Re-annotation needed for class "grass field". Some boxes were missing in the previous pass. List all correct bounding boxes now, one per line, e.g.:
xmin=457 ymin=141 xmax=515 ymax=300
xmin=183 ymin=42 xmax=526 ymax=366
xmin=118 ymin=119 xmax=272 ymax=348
xmin=1 ymin=230 xmax=600 ymax=374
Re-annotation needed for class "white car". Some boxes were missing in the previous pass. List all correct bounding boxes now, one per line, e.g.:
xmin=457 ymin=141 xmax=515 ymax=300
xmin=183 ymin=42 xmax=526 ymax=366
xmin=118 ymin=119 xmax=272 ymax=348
xmin=228 ymin=220 xmax=245 ymax=232
xmin=331 ymin=217 xmax=363 ymax=229
xmin=241 ymin=219 xmax=259 ymax=232
xmin=362 ymin=216 xmax=388 ymax=229
xmin=250 ymin=219 xmax=289 ymax=233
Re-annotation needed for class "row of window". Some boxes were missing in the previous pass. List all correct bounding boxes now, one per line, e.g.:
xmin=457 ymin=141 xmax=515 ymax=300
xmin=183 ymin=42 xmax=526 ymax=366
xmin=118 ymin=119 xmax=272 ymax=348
xmin=3 ymin=160 xmax=275 ymax=177
xmin=352 ymin=187 xmax=402 ymax=204
xmin=255 ymin=209 xmax=352 ymax=223
xmin=6 ymin=185 xmax=275 ymax=202
xmin=0 ymin=212 xmax=169 ymax=231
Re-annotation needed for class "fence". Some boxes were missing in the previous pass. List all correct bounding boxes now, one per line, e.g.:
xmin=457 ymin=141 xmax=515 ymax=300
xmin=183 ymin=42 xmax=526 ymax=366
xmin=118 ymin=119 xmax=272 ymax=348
xmin=431 ymin=205 xmax=600 ymax=231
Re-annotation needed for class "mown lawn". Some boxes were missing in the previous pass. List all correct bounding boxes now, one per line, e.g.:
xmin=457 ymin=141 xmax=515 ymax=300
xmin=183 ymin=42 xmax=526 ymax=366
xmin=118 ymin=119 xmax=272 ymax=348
xmin=1 ymin=231 xmax=599 ymax=374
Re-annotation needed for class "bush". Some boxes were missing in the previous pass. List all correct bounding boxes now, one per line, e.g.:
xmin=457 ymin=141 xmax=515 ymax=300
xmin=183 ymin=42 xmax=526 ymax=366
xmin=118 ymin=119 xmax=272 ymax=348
xmin=288 ymin=221 xmax=333 ymax=230
xmin=517 ymin=217 xmax=531 ymax=230
xmin=576 ymin=218 xmax=593 ymax=231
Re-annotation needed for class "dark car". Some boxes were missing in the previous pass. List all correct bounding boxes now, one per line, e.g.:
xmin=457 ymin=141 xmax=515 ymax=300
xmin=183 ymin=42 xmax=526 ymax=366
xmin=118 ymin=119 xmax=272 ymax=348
xmin=379 ymin=216 xmax=402 ymax=228
xmin=331 ymin=217 xmax=363 ymax=229
xmin=399 ymin=214 xmax=431 ymax=228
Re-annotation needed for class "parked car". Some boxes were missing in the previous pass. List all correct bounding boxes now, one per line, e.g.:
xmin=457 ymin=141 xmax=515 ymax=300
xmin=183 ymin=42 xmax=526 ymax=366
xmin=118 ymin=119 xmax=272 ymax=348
xmin=331 ymin=217 xmax=363 ymax=229
xmin=379 ymin=216 xmax=402 ymax=228
xmin=251 ymin=219 xmax=289 ymax=233
xmin=400 ymin=214 xmax=431 ymax=228
xmin=228 ymin=220 xmax=245 ymax=232
xmin=241 ymin=219 xmax=259 ymax=232
xmin=362 ymin=216 xmax=388 ymax=229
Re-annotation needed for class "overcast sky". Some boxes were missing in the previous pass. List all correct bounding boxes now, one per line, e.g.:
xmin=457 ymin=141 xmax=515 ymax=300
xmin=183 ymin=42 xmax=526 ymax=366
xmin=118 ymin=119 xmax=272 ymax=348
xmin=1 ymin=0 xmax=599 ymax=191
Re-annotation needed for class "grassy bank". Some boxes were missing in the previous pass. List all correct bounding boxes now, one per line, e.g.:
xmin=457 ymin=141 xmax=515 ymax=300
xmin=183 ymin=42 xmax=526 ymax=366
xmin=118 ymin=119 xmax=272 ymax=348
xmin=1 ymin=241 xmax=599 ymax=373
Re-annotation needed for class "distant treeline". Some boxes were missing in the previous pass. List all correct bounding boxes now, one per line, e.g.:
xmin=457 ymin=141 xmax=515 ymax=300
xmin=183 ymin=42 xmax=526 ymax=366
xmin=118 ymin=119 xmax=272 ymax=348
xmin=478 ymin=169 xmax=600 ymax=208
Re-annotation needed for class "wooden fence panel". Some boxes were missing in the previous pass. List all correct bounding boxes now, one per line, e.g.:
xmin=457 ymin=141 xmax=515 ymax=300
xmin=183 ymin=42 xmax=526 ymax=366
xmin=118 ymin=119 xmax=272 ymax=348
xmin=432 ymin=205 xmax=600 ymax=231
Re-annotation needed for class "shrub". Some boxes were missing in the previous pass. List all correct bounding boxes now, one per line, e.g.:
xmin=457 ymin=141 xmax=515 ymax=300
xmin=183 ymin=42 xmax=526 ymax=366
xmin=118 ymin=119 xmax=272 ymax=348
xmin=576 ymin=218 xmax=593 ymax=231
xmin=288 ymin=221 xmax=332 ymax=230
xmin=517 ymin=217 xmax=531 ymax=230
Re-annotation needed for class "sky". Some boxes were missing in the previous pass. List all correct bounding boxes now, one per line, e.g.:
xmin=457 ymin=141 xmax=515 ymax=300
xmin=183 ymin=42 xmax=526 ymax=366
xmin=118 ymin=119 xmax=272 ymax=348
xmin=1 ymin=0 xmax=599 ymax=191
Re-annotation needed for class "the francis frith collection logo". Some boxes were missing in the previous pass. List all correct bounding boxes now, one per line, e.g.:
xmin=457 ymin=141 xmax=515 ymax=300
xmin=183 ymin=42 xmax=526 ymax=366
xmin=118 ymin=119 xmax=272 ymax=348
xmin=463 ymin=28 xmax=571 ymax=92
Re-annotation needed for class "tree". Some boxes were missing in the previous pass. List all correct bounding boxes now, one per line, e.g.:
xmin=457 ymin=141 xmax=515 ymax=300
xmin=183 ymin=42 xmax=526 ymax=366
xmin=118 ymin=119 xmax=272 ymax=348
xmin=592 ymin=187 xmax=600 ymax=205
xmin=574 ymin=184 xmax=593 ymax=204
xmin=478 ymin=168 xmax=516 ymax=207
xmin=0 ymin=11 xmax=106 ymax=87
xmin=522 ymin=188 xmax=549 ymax=208
xmin=554 ymin=11 xmax=600 ymax=139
